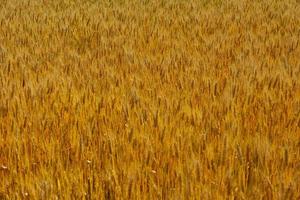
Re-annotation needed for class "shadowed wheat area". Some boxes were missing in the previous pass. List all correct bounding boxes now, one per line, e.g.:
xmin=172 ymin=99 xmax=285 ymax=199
xmin=0 ymin=0 xmax=300 ymax=199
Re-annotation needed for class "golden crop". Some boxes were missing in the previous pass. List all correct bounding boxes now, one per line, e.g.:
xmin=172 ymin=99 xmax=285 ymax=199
xmin=0 ymin=0 xmax=300 ymax=199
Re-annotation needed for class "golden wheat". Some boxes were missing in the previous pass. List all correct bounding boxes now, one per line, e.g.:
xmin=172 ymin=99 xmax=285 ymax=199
xmin=0 ymin=0 xmax=300 ymax=199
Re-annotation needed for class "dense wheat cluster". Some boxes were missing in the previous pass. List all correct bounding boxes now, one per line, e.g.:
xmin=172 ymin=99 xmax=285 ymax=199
xmin=0 ymin=0 xmax=300 ymax=199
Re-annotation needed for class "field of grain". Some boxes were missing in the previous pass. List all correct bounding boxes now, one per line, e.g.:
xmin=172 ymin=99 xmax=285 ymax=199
xmin=0 ymin=0 xmax=300 ymax=199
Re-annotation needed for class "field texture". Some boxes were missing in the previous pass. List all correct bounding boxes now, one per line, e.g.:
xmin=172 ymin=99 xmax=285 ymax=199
xmin=0 ymin=0 xmax=300 ymax=199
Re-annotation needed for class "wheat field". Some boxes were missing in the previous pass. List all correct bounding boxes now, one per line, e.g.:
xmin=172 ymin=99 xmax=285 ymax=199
xmin=0 ymin=0 xmax=300 ymax=199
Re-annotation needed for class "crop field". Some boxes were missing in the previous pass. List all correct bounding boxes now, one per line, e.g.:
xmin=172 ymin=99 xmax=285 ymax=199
xmin=0 ymin=0 xmax=300 ymax=199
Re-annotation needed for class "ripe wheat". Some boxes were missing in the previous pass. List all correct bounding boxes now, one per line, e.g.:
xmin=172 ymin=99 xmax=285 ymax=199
xmin=0 ymin=0 xmax=300 ymax=199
